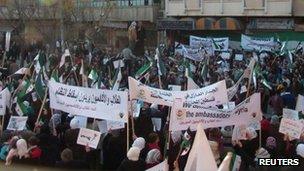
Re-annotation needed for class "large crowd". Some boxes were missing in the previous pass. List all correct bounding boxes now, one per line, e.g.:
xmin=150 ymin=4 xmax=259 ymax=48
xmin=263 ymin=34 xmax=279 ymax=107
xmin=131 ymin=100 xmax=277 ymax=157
xmin=0 ymin=28 xmax=304 ymax=171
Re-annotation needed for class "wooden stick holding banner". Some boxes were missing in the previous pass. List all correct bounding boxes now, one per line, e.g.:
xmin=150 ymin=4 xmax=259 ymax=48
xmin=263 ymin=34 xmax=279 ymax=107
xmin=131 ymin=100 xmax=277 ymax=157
xmin=1 ymin=52 xmax=6 ymax=68
xmin=127 ymin=110 xmax=130 ymax=152
xmin=164 ymin=106 xmax=171 ymax=158
xmin=0 ymin=115 xmax=4 ymax=135
xmin=158 ymin=75 xmax=163 ymax=89
xmin=246 ymin=60 xmax=255 ymax=98
xmin=130 ymin=100 xmax=136 ymax=138
xmin=34 ymin=88 xmax=48 ymax=132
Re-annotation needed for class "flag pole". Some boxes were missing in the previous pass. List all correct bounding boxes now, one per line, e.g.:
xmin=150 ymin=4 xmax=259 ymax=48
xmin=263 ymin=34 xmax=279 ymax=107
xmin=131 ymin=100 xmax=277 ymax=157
xmin=34 ymin=88 xmax=48 ymax=132
xmin=0 ymin=115 xmax=4 ymax=135
xmin=127 ymin=110 xmax=130 ymax=152
xmin=130 ymin=101 xmax=135 ymax=139
xmin=246 ymin=60 xmax=255 ymax=98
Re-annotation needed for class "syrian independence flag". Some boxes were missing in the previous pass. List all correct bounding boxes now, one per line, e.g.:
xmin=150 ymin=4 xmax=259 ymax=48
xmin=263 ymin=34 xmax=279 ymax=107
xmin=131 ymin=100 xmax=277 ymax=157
xmin=185 ymin=62 xmax=199 ymax=90
xmin=80 ymin=60 xmax=88 ymax=87
xmin=88 ymin=69 xmax=98 ymax=82
xmin=185 ymin=123 xmax=218 ymax=171
xmin=13 ymin=67 xmax=28 ymax=75
xmin=50 ymin=69 xmax=60 ymax=82
xmin=35 ymin=71 xmax=46 ymax=100
xmin=135 ymin=61 xmax=153 ymax=79
xmin=112 ymin=67 xmax=122 ymax=90
xmin=218 ymin=152 xmax=241 ymax=171
xmin=262 ymin=79 xmax=272 ymax=90
xmin=17 ymin=79 xmax=34 ymax=99
xmin=34 ymin=52 xmax=46 ymax=74
xmin=15 ymin=100 xmax=32 ymax=116
xmin=59 ymin=49 xmax=71 ymax=68
xmin=155 ymin=48 xmax=166 ymax=76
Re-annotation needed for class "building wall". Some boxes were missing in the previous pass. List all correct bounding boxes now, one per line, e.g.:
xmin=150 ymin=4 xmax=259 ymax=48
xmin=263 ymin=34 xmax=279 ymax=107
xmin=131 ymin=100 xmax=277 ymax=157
xmin=166 ymin=0 xmax=294 ymax=17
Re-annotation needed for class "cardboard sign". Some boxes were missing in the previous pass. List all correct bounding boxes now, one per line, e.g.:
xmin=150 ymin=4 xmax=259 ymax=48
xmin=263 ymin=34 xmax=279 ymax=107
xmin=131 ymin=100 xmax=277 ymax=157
xmin=97 ymin=120 xmax=125 ymax=134
xmin=77 ymin=128 xmax=101 ymax=149
xmin=283 ymin=108 xmax=299 ymax=121
xmin=279 ymin=118 xmax=303 ymax=139
xmin=7 ymin=116 xmax=28 ymax=131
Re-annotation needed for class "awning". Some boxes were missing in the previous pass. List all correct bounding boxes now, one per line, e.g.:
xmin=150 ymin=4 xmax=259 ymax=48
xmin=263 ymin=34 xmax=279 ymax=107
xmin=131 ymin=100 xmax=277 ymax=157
xmin=214 ymin=17 xmax=242 ymax=30
xmin=195 ymin=17 xmax=216 ymax=30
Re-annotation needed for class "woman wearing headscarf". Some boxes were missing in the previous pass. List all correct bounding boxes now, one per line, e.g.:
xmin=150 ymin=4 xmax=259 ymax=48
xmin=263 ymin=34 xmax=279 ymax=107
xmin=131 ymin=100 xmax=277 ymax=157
xmin=103 ymin=130 xmax=127 ymax=170
xmin=6 ymin=138 xmax=28 ymax=165
xmin=234 ymin=127 xmax=259 ymax=170
xmin=132 ymin=137 xmax=148 ymax=160
xmin=145 ymin=149 xmax=161 ymax=169
xmin=37 ymin=124 xmax=60 ymax=166
xmin=64 ymin=117 xmax=85 ymax=161
xmin=118 ymin=147 xmax=145 ymax=171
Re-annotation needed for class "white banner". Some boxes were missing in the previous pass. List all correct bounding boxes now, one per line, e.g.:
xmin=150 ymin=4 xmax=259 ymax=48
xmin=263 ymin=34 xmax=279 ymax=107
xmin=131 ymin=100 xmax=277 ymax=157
xmin=169 ymin=93 xmax=262 ymax=131
xmin=175 ymin=43 xmax=205 ymax=61
xmin=129 ymin=77 xmax=228 ymax=107
xmin=7 ymin=116 xmax=28 ymax=131
xmin=49 ymin=81 xmax=128 ymax=122
xmin=77 ymin=128 xmax=101 ymax=149
xmin=279 ymin=118 xmax=303 ymax=139
xmin=241 ymin=34 xmax=278 ymax=51
xmin=190 ymin=36 xmax=229 ymax=51
xmin=0 ymin=88 xmax=10 ymax=116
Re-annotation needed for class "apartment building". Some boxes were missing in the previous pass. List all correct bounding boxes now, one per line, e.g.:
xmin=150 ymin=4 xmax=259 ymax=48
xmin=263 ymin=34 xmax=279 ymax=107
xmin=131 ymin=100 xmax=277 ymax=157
xmin=160 ymin=0 xmax=304 ymax=46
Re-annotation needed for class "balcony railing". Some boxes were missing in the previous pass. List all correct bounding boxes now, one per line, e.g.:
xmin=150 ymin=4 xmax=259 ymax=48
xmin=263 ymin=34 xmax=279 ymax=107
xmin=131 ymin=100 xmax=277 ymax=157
xmin=76 ymin=0 xmax=156 ymax=8
xmin=165 ymin=0 xmax=293 ymax=16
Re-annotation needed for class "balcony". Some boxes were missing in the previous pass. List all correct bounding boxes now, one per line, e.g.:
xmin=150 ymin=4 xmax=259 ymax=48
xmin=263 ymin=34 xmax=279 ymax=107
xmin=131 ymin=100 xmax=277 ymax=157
xmin=75 ymin=0 xmax=160 ymax=22
xmin=165 ymin=0 xmax=292 ymax=17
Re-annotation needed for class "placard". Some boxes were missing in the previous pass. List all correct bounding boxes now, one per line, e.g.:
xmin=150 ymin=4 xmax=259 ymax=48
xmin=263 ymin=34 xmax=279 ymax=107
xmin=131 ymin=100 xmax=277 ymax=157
xmin=279 ymin=118 xmax=303 ymax=139
xmin=77 ymin=128 xmax=101 ymax=149
xmin=7 ymin=116 xmax=28 ymax=131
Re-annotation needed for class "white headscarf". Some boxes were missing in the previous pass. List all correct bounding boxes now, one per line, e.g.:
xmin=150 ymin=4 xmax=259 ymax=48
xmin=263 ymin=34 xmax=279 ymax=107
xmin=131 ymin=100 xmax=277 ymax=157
xmin=146 ymin=149 xmax=161 ymax=164
xmin=127 ymin=147 xmax=141 ymax=161
xmin=296 ymin=144 xmax=304 ymax=158
xmin=132 ymin=137 xmax=146 ymax=150
xmin=16 ymin=139 xmax=28 ymax=159
xmin=70 ymin=117 xmax=80 ymax=129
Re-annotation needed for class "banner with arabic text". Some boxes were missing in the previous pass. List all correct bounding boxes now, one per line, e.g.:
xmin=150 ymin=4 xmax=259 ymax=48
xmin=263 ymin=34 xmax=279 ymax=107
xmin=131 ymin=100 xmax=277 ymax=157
xmin=190 ymin=35 xmax=229 ymax=51
xmin=128 ymin=77 xmax=228 ymax=107
xmin=241 ymin=34 xmax=278 ymax=51
xmin=49 ymin=81 xmax=128 ymax=122
xmin=169 ymin=93 xmax=262 ymax=131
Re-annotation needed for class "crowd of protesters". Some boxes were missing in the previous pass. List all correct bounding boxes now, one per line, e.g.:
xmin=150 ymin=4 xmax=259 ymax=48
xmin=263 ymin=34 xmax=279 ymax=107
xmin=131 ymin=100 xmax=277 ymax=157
xmin=0 ymin=31 xmax=304 ymax=171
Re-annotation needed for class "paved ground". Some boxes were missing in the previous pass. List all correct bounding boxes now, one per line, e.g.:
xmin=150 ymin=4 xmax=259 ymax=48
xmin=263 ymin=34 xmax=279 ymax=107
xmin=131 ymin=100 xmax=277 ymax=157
xmin=0 ymin=162 xmax=93 ymax=171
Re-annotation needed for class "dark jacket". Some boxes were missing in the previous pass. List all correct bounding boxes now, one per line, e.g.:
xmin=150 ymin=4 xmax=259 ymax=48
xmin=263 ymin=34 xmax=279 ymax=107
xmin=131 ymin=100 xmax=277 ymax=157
xmin=117 ymin=158 xmax=145 ymax=171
